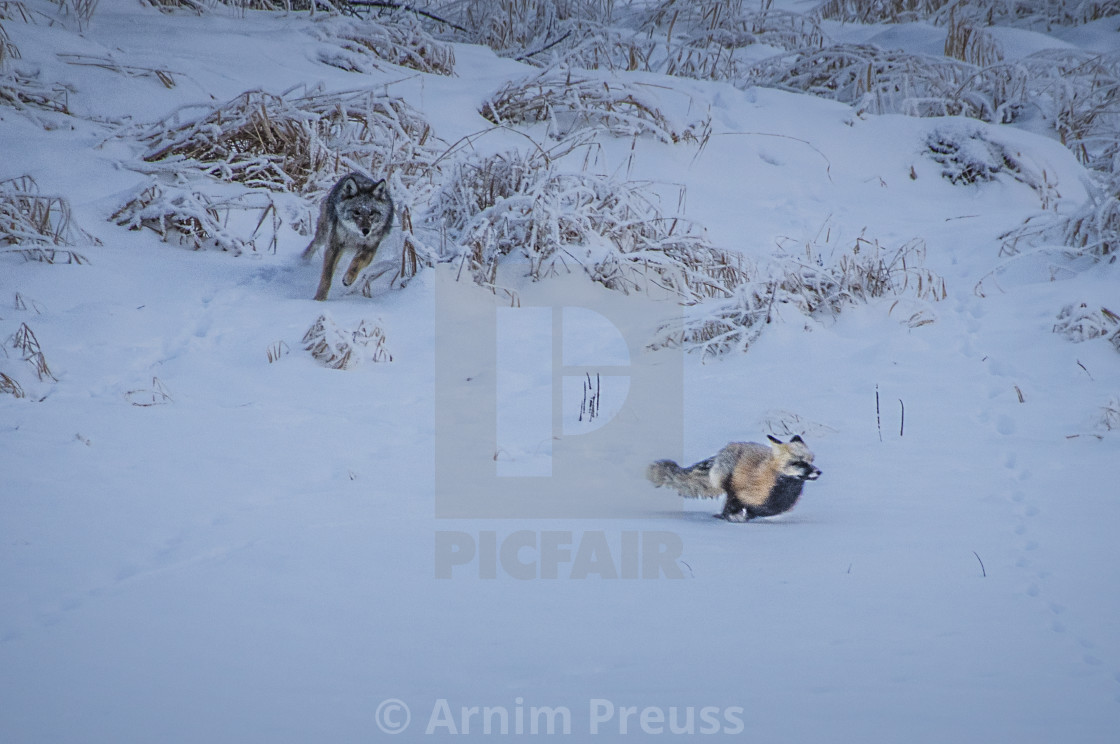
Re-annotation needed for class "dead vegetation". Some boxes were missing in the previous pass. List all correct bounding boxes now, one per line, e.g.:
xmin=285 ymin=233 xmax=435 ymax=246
xmin=1000 ymin=171 xmax=1120 ymax=259
xmin=303 ymin=314 xmax=392 ymax=369
xmin=311 ymin=13 xmax=456 ymax=75
xmin=8 ymin=322 xmax=56 ymax=382
xmin=1053 ymin=302 xmax=1120 ymax=347
xmin=137 ymin=87 xmax=441 ymax=195
xmin=433 ymin=148 xmax=748 ymax=301
xmin=654 ymin=232 xmax=946 ymax=359
xmin=481 ymin=67 xmax=710 ymax=143
xmin=1 ymin=175 xmax=98 ymax=254
xmin=110 ymin=182 xmax=280 ymax=255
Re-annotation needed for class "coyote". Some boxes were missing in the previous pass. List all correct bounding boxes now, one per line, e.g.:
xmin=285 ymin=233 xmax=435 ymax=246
xmin=302 ymin=172 xmax=394 ymax=301
xmin=648 ymin=435 xmax=821 ymax=522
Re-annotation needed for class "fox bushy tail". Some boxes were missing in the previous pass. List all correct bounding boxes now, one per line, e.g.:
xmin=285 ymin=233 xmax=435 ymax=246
xmin=647 ymin=458 xmax=720 ymax=499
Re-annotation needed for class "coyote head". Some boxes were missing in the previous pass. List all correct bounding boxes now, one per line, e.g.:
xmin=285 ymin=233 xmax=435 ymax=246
xmin=767 ymin=435 xmax=822 ymax=481
xmin=335 ymin=173 xmax=393 ymax=239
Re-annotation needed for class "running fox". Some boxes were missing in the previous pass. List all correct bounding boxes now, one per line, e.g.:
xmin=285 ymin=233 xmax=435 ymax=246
xmin=648 ymin=435 xmax=822 ymax=522
xmin=302 ymin=172 xmax=394 ymax=301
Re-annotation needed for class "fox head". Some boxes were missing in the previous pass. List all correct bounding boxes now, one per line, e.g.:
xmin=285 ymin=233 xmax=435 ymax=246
xmin=767 ymin=435 xmax=822 ymax=481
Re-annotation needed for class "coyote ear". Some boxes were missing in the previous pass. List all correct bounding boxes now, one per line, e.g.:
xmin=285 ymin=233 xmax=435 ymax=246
xmin=790 ymin=434 xmax=804 ymax=444
xmin=767 ymin=434 xmax=783 ymax=445
xmin=339 ymin=175 xmax=360 ymax=198
xmin=371 ymin=179 xmax=388 ymax=198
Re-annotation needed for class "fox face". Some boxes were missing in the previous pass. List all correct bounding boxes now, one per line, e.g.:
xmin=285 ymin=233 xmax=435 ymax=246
xmin=768 ymin=434 xmax=821 ymax=481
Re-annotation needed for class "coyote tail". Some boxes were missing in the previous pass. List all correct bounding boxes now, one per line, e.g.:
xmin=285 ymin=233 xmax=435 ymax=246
xmin=646 ymin=458 xmax=721 ymax=500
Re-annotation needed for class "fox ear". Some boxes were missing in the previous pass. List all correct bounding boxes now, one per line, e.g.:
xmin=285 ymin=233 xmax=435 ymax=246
xmin=767 ymin=434 xmax=783 ymax=445
xmin=790 ymin=434 xmax=804 ymax=444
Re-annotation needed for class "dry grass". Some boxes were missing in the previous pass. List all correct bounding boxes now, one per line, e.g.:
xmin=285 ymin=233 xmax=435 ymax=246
xmin=110 ymin=181 xmax=280 ymax=255
xmin=926 ymin=126 xmax=1058 ymax=207
xmin=313 ymin=13 xmax=456 ymax=75
xmin=303 ymin=314 xmax=392 ymax=369
xmin=138 ymin=87 xmax=441 ymax=196
xmin=1021 ymin=50 xmax=1120 ymax=171
xmin=1053 ymin=302 xmax=1120 ymax=344
xmin=1100 ymin=397 xmax=1120 ymax=431
xmin=0 ymin=175 xmax=98 ymax=249
xmin=746 ymin=43 xmax=1029 ymax=122
xmin=125 ymin=377 xmax=172 ymax=406
xmin=1000 ymin=172 xmax=1120 ymax=259
xmin=944 ymin=8 xmax=1003 ymax=67
xmin=813 ymin=0 xmax=950 ymax=24
xmin=0 ymin=370 xmax=23 ymax=398
xmin=481 ymin=67 xmax=710 ymax=144
xmin=434 ymin=0 xmax=616 ymax=56
xmin=433 ymin=148 xmax=748 ymax=300
xmin=58 ymin=52 xmax=177 ymax=89
xmin=9 ymin=322 xmax=56 ymax=381
xmin=655 ymin=231 xmax=946 ymax=358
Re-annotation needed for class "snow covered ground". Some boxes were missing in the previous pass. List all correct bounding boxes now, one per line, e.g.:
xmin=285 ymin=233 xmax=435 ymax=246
xmin=2 ymin=1 xmax=1119 ymax=741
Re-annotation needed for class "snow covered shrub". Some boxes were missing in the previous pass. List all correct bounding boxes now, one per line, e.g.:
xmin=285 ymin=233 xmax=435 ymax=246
xmin=1000 ymin=172 xmax=1120 ymax=258
xmin=1053 ymin=303 xmax=1120 ymax=346
xmin=302 ymin=314 xmax=392 ymax=369
xmin=746 ymin=43 xmax=1027 ymax=122
xmin=815 ymin=0 xmax=1119 ymax=27
xmin=481 ymin=67 xmax=709 ymax=143
xmin=310 ymin=13 xmax=455 ymax=75
xmin=0 ymin=175 xmax=97 ymax=255
xmin=638 ymin=1 xmax=826 ymax=84
xmin=1021 ymin=50 xmax=1120 ymax=171
xmin=655 ymin=234 xmax=946 ymax=358
xmin=431 ymin=0 xmax=615 ymax=57
xmin=925 ymin=126 xmax=1048 ymax=194
xmin=110 ymin=181 xmax=279 ymax=255
xmin=644 ymin=0 xmax=827 ymax=52
xmin=138 ymin=87 xmax=441 ymax=196
xmin=433 ymin=149 xmax=747 ymax=299
xmin=813 ymin=0 xmax=951 ymax=24
xmin=944 ymin=9 xmax=1003 ymax=67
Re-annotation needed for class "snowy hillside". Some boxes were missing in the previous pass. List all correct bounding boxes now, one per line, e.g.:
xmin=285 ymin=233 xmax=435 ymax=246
xmin=2 ymin=1 xmax=1119 ymax=741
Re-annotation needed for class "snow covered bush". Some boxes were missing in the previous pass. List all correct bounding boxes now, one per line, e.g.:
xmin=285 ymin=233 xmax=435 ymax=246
xmin=433 ymin=149 xmax=747 ymax=299
xmin=481 ymin=67 xmax=710 ymax=143
xmin=428 ymin=0 xmax=616 ymax=57
xmin=302 ymin=314 xmax=392 ymax=369
xmin=813 ymin=0 xmax=951 ymax=24
xmin=1021 ymin=50 xmax=1120 ymax=171
xmin=925 ymin=126 xmax=1054 ymax=207
xmin=654 ymin=234 xmax=946 ymax=358
xmin=0 ymin=175 xmax=97 ymax=257
xmin=137 ymin=87 xmax=441 ymax=196
xmin=1000 ymin=172 xmax=1120 ymax=259
xmin=1053 ymin=303 xmax=1120 ymax=347
xmin=110 ymin=181 xmax=280 ymax=255
xmin=745 ymin=43 xmax=1028 ymax=122
xmin=310 ymin=13 xmax=455 ymax=75
xmin=814 ymin=0 xmax=1120 ymax=27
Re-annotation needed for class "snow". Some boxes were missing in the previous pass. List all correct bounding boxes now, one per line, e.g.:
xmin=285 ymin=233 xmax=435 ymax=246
xmin=2 ymin=1 xmax=1119 ymax=742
